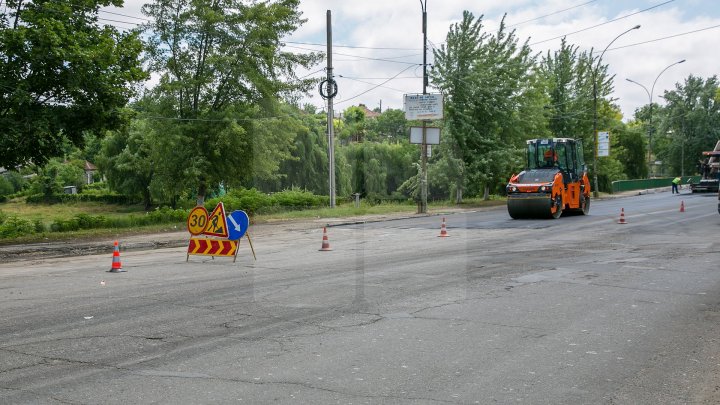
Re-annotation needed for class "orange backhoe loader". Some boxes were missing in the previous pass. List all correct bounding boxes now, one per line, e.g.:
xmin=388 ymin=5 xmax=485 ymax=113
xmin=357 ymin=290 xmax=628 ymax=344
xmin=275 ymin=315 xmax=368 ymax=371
xmin=506 ymin=138 xmax=591 ymax=219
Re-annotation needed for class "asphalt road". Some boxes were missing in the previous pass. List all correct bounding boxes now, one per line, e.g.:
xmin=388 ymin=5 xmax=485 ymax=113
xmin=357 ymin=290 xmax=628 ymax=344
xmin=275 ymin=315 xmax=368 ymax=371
xmin=1 ymin=190 xmax=719 ymax=404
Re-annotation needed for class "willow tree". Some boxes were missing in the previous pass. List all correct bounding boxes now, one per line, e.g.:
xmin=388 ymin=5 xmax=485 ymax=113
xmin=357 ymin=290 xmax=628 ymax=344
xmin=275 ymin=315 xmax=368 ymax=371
xmin=141 ymin=0 xmax=321 ymax=204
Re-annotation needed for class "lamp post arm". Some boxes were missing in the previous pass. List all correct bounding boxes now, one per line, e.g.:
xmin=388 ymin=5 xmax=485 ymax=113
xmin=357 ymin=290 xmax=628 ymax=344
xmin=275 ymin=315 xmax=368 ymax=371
xmin=650 ymin=59 xmax=686 ymax=105
xmin=591 ymin=24 xmax=640 ymax=197
xmin=594 ymin=25 xmax=641 ymax=91
xmin=626 ymin=78 xmax=650 ymax=102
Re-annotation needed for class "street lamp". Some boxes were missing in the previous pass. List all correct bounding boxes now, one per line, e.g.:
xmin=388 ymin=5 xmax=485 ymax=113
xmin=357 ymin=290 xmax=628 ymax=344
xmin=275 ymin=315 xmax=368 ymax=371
xmin=592 ymin=25 xmax=640 ymax=197
xmin=626 ymin=59 xmax=685 ymax=177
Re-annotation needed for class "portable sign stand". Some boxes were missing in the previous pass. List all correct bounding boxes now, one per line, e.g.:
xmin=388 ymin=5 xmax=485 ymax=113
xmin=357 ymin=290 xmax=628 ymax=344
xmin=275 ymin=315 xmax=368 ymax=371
xmin=186 ymin=202 xmax=236 ymax=262
xmin=186 ymin=203 xmax=255 ymax=263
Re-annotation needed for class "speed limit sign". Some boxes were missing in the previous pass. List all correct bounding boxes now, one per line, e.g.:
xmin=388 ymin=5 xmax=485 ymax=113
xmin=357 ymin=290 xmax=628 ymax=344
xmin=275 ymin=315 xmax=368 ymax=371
xmin=187 ymin=206 xmax=209 ymax=235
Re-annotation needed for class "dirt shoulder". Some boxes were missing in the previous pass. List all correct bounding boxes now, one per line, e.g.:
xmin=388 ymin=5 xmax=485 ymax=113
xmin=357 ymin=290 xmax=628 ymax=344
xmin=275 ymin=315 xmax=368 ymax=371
xmin=0 ymin=207 xmax=478 ymax=262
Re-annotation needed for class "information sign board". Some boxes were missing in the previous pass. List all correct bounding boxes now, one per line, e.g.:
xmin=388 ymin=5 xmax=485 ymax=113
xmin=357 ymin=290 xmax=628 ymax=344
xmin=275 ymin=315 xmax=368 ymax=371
xmin=598 ymin=131 xmax=610 ymax=157
xmin=409 ymin=127 xmax=440 ymax=144
xmin=404 ymin=93 xmax=443 ymax=120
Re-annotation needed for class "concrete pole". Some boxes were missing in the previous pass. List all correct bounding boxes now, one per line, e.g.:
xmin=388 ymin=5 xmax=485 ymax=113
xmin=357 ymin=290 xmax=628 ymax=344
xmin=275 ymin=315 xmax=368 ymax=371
xmin=419 ymin=0 xmax=428 ymax=214
xmin=326 ymin=10 xmax=336 ymax=208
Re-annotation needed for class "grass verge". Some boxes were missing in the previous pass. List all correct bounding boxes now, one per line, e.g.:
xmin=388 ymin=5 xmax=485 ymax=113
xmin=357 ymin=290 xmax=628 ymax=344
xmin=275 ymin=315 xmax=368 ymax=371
xmin=0 ymin=197 xmax=507 ymax=245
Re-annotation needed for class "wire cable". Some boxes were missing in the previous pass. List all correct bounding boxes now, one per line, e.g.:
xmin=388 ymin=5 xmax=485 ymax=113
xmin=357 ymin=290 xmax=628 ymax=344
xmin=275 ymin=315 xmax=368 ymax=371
xmin=334 ymin=64 xmax=418 ymax=106
xmin=284 ymin=45 xmax=419 ymax=65
xmin=529 ymin=0 xmax=675 ymax=46
xmin=283 ymin=40 xmax=419 ymax=51
xmin=506 ymin=0 xmax=599 ymax=28
xmin=338 ymin=75 xmax=407 ymax=93
xmin=606 ymin=23 xmax=720 ymax=51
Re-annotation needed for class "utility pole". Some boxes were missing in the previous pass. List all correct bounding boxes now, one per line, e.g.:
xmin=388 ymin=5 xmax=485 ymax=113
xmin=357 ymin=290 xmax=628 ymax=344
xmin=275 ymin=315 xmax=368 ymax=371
xmin=326 ymin=10 xmax=336 ymax=208
xmin=419 ymin=0 xmax=428 ymax=214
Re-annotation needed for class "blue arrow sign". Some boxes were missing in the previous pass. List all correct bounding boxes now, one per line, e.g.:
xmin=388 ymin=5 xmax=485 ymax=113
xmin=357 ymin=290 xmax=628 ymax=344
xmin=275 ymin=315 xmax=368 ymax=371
xmin=226 ymin=210 xmax=250 ymax=240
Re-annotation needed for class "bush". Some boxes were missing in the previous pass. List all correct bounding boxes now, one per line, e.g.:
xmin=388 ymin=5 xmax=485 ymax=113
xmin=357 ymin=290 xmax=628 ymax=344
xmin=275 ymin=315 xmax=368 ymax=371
xmin=0 ymin=215 xmax=36 ymax=238
xmin=0 ymin=176 xmax=13 ymax=197
xmin=271 ymin=188 xmax=329 ymax=210
xmin=4 ymin=171 xmax=28 ymax=193
xmin=33 ymin=219 xmax=45 ymax=233
xmin=206 ymin=188 xmax=271 ymax=215
xmin=82 ymin=181 xmax=109 ymax=192
xmin=205 ymin=187 xmax=329 ymax=215
xmin=47 ymin=207 xmax=188 ymax=233
xmin=26 ymin=192 xmax=138 ymax=205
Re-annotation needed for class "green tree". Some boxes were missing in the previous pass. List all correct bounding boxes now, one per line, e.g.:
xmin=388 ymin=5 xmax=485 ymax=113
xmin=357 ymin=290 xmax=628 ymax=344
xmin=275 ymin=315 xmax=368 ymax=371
xmin=141 ymin=0 xmax=321 ymax=204
xmin=342 ymin=142 xmax=417 ymax=199
xmin=339 ymin=106 xmax=367 ymax=143
xmin=366 ymin=108 xmax=408 ymax=143
xmin=613 ymin=122 xmax=648 ymax=179
xmin=0 ymin=0 xmax=146 ymax=168
xmin=655 ymin=75 xmax=720 ymax=175
xmin=275 ymin=108 xmax=329 ymax=194
xmin=431 ymin=12 xmax=538 ymax=200
xmin=97 ymin=118 xmax=157 ymax=209
xmin=29 ymin=158 xmax=83 ymax=199
xmin=540 ymin=38 xmax=597 ymax=140
xmin=539 ymin=38 xmax=623 ymax=183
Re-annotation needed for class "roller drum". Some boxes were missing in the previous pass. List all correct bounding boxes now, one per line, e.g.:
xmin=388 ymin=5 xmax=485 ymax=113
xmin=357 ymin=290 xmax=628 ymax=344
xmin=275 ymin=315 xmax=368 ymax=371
xmin=507 ymin=195 xmax=554 ymax=219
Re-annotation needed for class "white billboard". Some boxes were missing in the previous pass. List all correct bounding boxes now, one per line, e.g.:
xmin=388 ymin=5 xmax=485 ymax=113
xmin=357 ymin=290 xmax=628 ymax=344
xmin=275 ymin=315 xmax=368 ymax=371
xmin=410 ymin=127 xmax=440 ymax=145
xmin=404 ymin=93 xmax=443 ymax=120
xmin=597 ymin=131 xmax=610 ymax=157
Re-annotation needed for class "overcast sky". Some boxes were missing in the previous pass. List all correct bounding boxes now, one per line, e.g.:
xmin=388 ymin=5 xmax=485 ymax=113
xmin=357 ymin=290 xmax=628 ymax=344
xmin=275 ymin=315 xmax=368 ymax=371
xmin=108 ymin=0 xmax=720 ymax=121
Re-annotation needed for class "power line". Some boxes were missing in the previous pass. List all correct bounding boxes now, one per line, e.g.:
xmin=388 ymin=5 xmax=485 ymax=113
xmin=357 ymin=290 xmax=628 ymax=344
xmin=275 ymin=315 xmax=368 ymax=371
xmin=335 ymin=64 xmax=418 ymax=106
xmin=284 ymin=45 xmax=419 ymax=65
xmin=506 ymin=0 xmax=599 ymax=28
xmin=606 ymin=23 xmax=720 ymax=51
xmin=283 ymin=40 xmax=419 ymax=51
xmin=529 ymin=0 xmax=675 ymax=46
xmin=298 ymin=68 xmax=325 ymax=80
xmin=338 ymin=75 xmax=407 ymax=93
xmin=337 ymin=75 xmax=418 ymax=80
xmin=98 ymin=8 xmax=151 ymax=23
xmin=97 ymin=17 xmax=141 ymax=27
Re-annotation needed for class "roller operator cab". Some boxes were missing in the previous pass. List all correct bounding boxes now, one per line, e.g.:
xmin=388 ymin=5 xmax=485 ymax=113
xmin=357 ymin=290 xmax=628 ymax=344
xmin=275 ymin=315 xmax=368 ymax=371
xmin=506 ymin=138 xmax=591 ymax=219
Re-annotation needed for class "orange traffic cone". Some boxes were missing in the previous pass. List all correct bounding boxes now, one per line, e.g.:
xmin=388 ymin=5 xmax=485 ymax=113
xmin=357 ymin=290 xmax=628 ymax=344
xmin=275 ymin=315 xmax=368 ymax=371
xmin=438 ymin=217 xmax=449 ymax=237
xmin=617 ymin=208 xmax=627 ymax=224
xmin=109 ymin=241 xmax=125 ymax=272
xmin=319 ymin=227 xmax=332 ymax=251
xmin=680 ymin=201 xmax=685 ymax=212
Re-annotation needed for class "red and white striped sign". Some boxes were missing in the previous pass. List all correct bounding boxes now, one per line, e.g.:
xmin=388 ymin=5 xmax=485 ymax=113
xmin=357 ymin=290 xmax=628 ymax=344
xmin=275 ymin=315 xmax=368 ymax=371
xmin=187 ymin=238 xmax=238 ymax=257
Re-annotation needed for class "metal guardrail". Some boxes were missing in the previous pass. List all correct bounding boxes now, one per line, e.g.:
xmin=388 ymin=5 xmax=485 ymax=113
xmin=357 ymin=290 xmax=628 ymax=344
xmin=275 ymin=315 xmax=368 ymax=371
xmin=611 ymin=176 xmax=702 ymax=193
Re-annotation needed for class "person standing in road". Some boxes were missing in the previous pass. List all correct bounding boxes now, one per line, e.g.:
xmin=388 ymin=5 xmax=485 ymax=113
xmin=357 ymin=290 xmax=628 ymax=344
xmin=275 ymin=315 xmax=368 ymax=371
xmin=672 ymin=176 xmax=682 ymax=194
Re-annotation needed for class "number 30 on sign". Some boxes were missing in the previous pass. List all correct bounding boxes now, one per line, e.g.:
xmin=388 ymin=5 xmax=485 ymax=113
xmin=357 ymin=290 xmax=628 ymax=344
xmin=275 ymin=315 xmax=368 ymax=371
xmin=187 ymin=206 xmax=209 ymax=235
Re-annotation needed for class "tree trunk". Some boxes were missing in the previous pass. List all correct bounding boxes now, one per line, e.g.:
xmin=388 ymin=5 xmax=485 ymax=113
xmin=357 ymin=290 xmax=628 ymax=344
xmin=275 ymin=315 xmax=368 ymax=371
xmin=142 ymin=188 xmax=153 ymax=211
xmin=483 ymin=184 xmax=490 ymax=201
xmin=455 ymin=184 xmax=463 ymax=204
xmin=196 ymin=178 xmax=207 ymax=206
